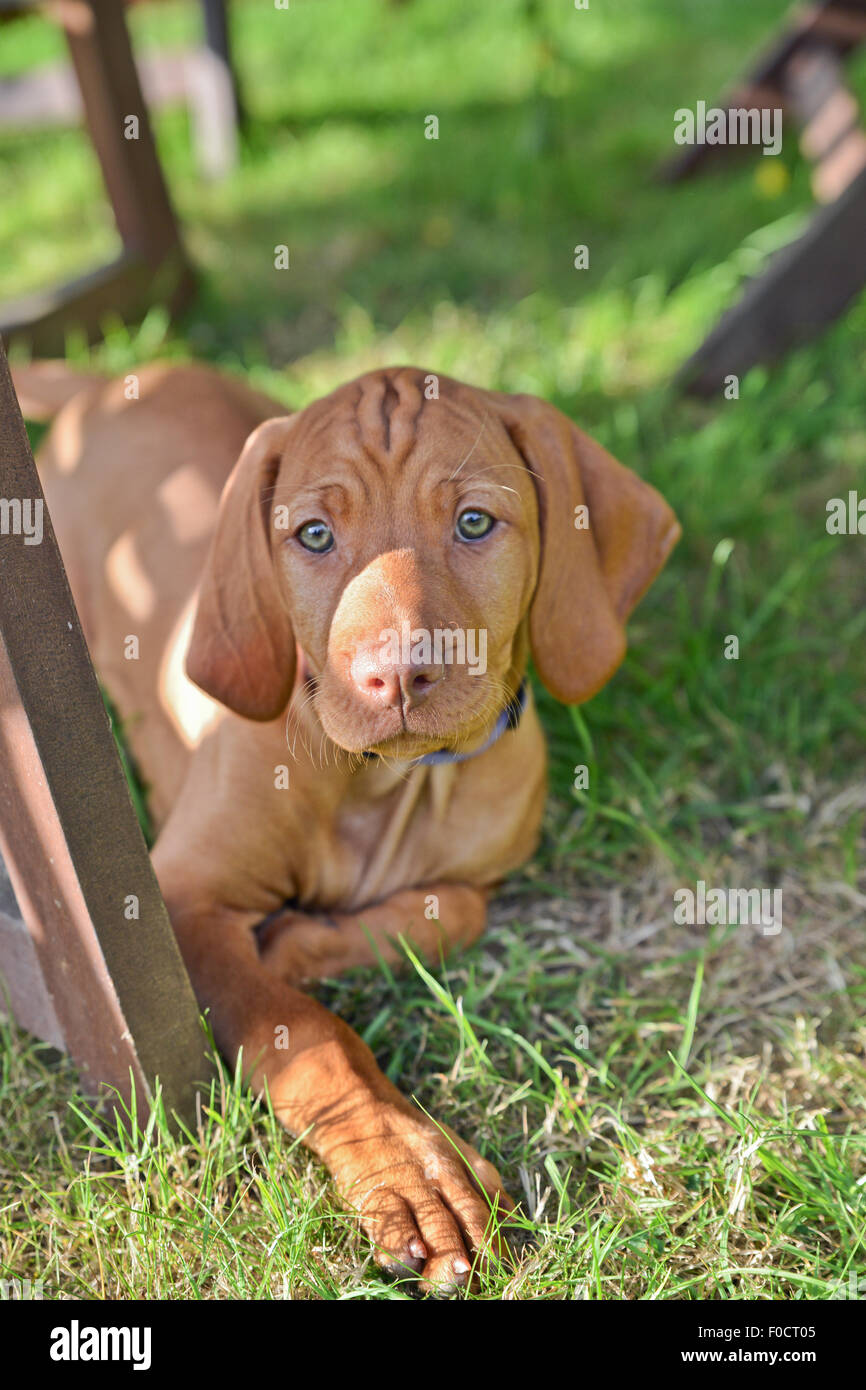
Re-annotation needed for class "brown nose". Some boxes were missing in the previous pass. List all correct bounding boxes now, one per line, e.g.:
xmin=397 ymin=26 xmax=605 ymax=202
xmin=350 ymin=646 xmax=445 ymax=711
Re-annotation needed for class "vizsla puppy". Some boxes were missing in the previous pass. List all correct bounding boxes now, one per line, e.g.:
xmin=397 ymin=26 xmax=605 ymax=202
xmin=16 ymin=361 xmax=679 ymax=1292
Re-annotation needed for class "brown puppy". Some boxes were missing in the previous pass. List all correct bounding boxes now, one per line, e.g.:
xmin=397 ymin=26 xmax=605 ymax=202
xmin=18 ymin=361 xmax=679 ymax=1291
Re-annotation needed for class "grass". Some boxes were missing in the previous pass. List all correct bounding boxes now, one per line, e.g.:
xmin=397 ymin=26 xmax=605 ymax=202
xmin=1 ymin=0 xmax=865 ymax=1300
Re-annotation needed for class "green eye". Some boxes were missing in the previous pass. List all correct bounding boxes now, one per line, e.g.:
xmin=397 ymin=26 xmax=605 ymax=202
xmin=456 ymin=508 xmax=495 ymax=542
xmin=296 ymin=520 xmax=334 ymax=553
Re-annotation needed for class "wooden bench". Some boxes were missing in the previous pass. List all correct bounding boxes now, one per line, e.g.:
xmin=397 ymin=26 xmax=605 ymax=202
xmin=661 ymin=0 xmax=866 ymax=393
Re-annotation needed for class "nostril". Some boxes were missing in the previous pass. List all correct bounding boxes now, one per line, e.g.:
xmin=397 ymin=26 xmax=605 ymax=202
xmin=405 ymin=666 xmax=444 ymax=704
xmin=351 ymin=658 xmax=402 ymax=707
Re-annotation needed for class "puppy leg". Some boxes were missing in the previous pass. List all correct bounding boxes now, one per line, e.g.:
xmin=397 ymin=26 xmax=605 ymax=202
xmin=257 ymin=882 xmax=488 ymax=982
xmin=160 ymin=889 xmax=513 ymax=1292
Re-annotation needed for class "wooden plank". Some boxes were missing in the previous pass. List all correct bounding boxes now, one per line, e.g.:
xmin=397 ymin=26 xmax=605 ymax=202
xmin=0 ymin=249 xmax=194 ymax=355
xmin=660 ymin=0 xmax=866 ymax=183
xmin=659 ymin=85 xmax=787 ymax=184
xmin=0 ymin=857 xmax=65 ymax=1050
xmin=678 ymin=162 xmax=866 ymax=394
xmin=784 ymin=48 xmax=866 ymax=200
xmin=0 ymin=342 xmax=210 ymax=1121
xmin=62 ymin=0 xmax=185 ymax=267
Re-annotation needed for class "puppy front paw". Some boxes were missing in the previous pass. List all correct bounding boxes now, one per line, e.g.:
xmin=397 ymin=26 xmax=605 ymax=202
xmin=326 ymin=1107 xmax=517 ymax=1294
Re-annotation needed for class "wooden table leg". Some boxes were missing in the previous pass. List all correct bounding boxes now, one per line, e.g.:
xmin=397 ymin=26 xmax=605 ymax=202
xmin=0 ymin=343 xmax=210 ymax=1123
xmin=0 ymin=0 xmax=195 ymax=354
xmin=63 ymin=0 xmax=183 ymax=265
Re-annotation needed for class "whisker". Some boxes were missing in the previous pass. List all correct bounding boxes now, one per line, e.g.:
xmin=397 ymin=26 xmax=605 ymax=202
xmin=448 ymin=411 xmax=489 ymax=481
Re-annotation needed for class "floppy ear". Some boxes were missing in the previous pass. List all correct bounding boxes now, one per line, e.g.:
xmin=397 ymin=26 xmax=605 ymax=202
xmin=186 ymin=417 xmax=297 ymax=720
xmin=489 ymin=392 xmax=680 ymax=705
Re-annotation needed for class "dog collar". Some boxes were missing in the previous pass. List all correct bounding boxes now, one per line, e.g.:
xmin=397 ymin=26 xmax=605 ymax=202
xmin=361 ymin=678 xmax=528 ymax=767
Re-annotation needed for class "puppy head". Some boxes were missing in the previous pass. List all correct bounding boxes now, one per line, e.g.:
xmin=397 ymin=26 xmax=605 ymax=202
xmin=186 ymin=368 xmax=680 ymax=756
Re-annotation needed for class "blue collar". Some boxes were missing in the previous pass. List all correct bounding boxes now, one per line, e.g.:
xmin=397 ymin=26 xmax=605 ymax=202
xmin=362 ymin=679 xmax=528 ymax=768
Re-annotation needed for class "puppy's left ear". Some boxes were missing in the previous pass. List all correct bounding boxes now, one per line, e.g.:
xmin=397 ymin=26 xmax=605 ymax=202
xmin=489 ymin=392 xmax=680 ymax=705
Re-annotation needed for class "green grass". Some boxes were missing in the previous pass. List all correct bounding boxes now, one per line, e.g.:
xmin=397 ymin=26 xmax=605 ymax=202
xmin=1 ymin=0 xmax=865 ymax=1300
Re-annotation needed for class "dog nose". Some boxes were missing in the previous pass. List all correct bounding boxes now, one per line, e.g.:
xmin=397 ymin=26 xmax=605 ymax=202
xmin=350 ymin=649 xmax=444 ymax=710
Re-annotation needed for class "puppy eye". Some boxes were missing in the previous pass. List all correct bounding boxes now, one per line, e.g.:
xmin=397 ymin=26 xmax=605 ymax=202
xmin=456 ymin=508 xmax=495 ymax=542
xmin=296 ymin=520 xmax=334 ymax=553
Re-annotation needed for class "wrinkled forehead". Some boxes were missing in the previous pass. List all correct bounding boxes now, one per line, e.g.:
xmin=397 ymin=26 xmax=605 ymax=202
xmin=282 ymin=369 xmax=524 ymax=493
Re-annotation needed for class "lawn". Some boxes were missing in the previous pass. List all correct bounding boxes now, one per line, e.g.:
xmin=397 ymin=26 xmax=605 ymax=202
xmin=1 ymin=0 xmax=865 ymax=1300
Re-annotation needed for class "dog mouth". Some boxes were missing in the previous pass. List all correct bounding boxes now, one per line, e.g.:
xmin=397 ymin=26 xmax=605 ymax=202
xmin=302 ymin=673 xmax=503 ymax=762
xmin=355 ymin=716 xmax=467 ymax=761
xmin=327 ymin=704 xmax=488 ymax=761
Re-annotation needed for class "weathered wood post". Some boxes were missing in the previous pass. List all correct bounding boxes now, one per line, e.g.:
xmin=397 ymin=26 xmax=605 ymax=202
xmin=0 ymin=341 xmax=211 ymax=1125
